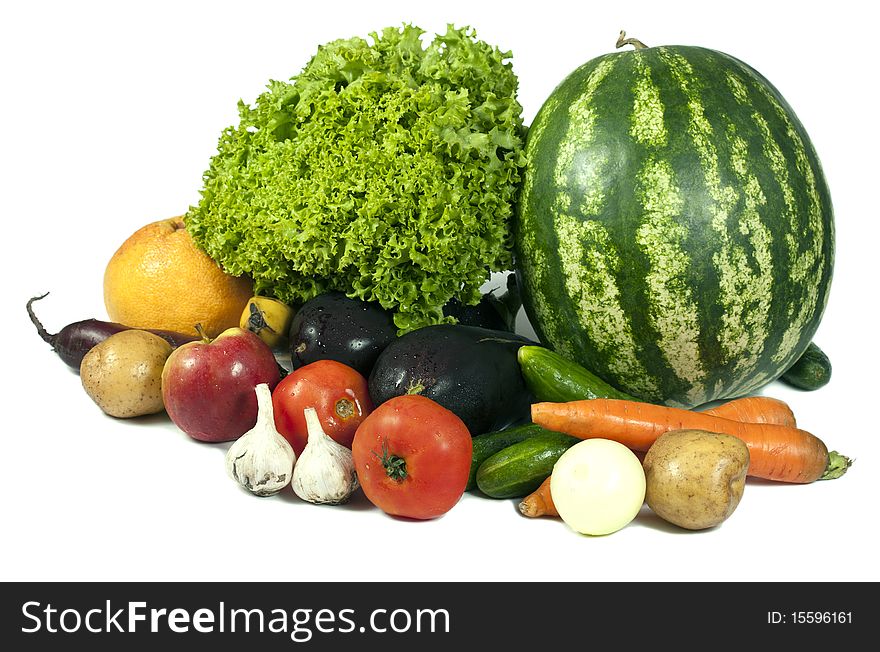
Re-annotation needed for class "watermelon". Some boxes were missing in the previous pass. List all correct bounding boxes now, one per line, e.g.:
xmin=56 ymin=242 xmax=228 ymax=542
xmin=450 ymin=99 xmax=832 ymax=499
xmin=515 ymin=39 xmax=834 ymax=407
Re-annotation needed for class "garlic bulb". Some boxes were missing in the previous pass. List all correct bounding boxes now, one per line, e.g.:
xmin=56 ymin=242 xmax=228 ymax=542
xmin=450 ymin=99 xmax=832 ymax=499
xmin=225 ymin=383 xmax=295 ymax=496
xmin=291 ymin=407 xmax=359 ymax=505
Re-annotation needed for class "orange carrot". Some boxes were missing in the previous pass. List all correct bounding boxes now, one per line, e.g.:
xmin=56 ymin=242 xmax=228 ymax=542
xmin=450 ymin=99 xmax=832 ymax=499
xmin=701 ymin=396 xmax=797 ymax=428
xmin=519 ymin=476 xmax=558 ymax=518
xmin=531 ymin=399 xmax=851 ymax=483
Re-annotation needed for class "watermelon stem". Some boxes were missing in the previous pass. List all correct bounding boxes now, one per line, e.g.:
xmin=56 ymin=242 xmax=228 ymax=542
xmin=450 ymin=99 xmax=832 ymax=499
xmin=616 ymin=30 xmax=649 ymax=50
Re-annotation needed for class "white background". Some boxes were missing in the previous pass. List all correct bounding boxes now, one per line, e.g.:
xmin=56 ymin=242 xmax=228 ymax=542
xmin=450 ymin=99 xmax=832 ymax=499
xmin=2 ymin=0 xmax=878 ymax=582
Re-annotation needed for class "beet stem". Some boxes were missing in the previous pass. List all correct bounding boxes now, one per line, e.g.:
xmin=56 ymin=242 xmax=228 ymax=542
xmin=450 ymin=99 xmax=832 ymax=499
xmin=26 ymin=293 xmax=58 ymax=345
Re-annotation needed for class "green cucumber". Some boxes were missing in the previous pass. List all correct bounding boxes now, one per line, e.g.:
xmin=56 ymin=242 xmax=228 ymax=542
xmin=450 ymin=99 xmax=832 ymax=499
xmin=780 ymin=342 xmax=831 ymax=391
xmin=467 ymin=424 xmax=553 ymax=491
xmin=518 ymin=345 xmax=636 ymax=403
xmin=476 ymin=431 xmax=579 ymax=499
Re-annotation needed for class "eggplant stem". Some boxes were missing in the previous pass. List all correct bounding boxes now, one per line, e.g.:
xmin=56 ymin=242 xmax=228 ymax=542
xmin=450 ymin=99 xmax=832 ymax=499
xmin=26 ymin=293 xmax=57 ymax=345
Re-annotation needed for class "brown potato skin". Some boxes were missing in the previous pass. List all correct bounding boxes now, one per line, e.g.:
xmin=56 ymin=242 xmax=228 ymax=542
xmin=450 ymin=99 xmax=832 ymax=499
xmin=643 ymin=429 xmax=749 ymax=530
xmin=80 ymin=330 xmax=172 ymax=418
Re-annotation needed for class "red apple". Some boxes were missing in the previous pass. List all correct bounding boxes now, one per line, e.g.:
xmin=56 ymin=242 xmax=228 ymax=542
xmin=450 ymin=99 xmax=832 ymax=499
xmin=162 ymin=326 xmax=280 ymax=442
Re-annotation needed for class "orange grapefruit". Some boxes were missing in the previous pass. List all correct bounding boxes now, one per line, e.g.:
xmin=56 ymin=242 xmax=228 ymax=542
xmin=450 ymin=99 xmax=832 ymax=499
xmin=103 ymin=217 xmax=253 ymax=338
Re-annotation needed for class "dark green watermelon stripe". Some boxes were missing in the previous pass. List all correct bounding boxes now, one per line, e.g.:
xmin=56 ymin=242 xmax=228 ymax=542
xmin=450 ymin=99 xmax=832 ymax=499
xmin=693 ymin=53 xmax=831 ymax=396
xmin=550 ymin=56 xmax=617 ymax=217
xmin=721 ymin=122 xmax=776 ymax=393
xmin=723 ymin=56 xmax=830 ymax=379
xmin=713 ymin=67 xmax=794 ymax=395
xmin=517 ymin=55 xmax=604 ymax=357
xmin=733 ymin=60 xmax=828 ymax=369
xmin=515 ymin=54 xmax=583 ymax=356
xmin=715 ymin=54 xmax=815 ymax=398
xmin=650 ymin=49 xmax=780 ymax=401
xmin=657 ymin=48 xmax=760 ymax=404
xmin=717 ymin=67 xmax=797 ymax=394
xmin=626 ymin=54 xmax=707 ymax=402
xmin=685 ymin=53 xmax=779 ymax=397
xmin=636 ymin=49 xmax=725 ymax=404
xmin=549 ymin=55 xmax=663 ymax=398
xmin=716 ymin=61 xmax=835 ymax=397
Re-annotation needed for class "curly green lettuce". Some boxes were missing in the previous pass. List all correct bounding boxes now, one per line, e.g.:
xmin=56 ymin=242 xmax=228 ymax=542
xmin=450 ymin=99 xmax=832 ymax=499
xmin=186 ymin=24 xmax=526 ymax=332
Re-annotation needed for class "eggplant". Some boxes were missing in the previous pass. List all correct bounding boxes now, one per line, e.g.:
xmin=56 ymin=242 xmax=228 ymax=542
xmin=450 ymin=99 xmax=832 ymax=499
xmin=368 ymin=324 xmax=536 ymax=436
xmin=443 ymin=272 xmax=522 ymax=332
xmin=27 ymin=293 xmax=197 ymax=370
xmin=288 ymin=292 xmax=397 ymax=377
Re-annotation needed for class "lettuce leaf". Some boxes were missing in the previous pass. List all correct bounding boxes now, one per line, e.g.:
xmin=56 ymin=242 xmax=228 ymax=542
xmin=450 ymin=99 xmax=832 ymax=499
xmin=186 ymin=24 xmax=526 ymax=332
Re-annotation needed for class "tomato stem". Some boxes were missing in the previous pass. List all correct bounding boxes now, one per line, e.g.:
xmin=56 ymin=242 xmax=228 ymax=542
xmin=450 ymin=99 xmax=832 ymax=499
xmin=373 ymin=439 xmax=407 ymax=482
xmin=335 ymin=398 xmax=355 ymax=420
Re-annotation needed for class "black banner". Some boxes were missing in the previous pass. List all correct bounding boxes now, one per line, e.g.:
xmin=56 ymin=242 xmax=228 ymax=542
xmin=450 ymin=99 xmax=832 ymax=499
xmin=0 ymin=582 xmax=869 ymax=649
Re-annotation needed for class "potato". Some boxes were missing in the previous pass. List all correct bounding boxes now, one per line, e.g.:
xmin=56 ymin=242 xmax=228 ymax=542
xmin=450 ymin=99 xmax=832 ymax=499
xmin=80 ymin=330 xmax=173 ymax=418
xmin=643 ymin=429 xmax=749 ymax=530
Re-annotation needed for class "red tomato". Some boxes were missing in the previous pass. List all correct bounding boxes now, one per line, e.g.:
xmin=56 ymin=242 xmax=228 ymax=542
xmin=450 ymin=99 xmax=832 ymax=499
xmin=352 ymin=395 xmax=472 ymax=520
xmin=272 ymin=360 xmax=373 ymax=457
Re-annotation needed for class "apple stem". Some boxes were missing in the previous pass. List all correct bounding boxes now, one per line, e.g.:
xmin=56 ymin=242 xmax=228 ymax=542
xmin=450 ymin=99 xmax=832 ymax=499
xmin=194 ymin=323 xmax=212 ymax=344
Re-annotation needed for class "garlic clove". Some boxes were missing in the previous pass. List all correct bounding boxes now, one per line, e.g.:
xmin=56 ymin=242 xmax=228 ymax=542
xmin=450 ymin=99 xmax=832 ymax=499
xmin=291 ymin=407 xmax=359 ymax=505
xmin=225 ymin=383 xmax=296 ymax=497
